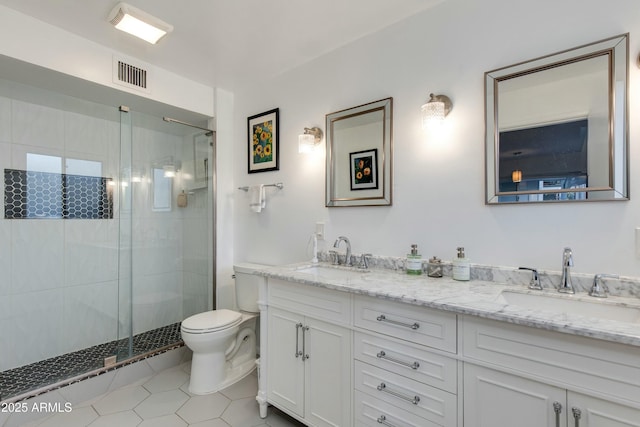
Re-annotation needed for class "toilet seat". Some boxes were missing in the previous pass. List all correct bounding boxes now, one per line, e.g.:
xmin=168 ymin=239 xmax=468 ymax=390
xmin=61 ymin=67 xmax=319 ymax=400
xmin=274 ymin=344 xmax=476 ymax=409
xmin=181 ymin=309 xmax=242 ymax=334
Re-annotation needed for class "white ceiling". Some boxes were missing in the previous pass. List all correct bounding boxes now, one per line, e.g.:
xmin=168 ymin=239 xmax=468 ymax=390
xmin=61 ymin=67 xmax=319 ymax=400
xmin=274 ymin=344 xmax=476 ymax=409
xmin=0 ymin=0 xmax=444 ymax=91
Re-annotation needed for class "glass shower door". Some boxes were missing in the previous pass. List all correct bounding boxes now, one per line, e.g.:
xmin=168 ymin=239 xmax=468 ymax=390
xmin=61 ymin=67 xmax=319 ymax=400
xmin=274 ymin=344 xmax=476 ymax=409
xmin=117 ymin=109 xmax=214 ymax=361
xmin=117 ymin=106 xmax=134 ymax=361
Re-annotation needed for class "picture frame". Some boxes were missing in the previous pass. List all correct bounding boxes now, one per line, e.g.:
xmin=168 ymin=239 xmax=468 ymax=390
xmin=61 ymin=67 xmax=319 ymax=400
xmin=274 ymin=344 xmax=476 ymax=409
xmin=349 ymin=148 xmax=378 ymax=190
xmin=248 ymin=108 xmax=279 ymax=173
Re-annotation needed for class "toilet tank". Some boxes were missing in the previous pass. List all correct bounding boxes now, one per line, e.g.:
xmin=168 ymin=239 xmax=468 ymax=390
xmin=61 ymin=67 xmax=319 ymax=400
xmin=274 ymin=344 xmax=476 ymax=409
xmin=233 ymin=263 xmax=267 ymax=313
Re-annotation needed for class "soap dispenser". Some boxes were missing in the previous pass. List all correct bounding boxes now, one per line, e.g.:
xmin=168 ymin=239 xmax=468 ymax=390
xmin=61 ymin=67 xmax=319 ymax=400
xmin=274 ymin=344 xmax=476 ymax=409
xmin=406 ymin=244 xmax=422 ymax=275
xmin=452 ymin=247 xmax=470 ymax=281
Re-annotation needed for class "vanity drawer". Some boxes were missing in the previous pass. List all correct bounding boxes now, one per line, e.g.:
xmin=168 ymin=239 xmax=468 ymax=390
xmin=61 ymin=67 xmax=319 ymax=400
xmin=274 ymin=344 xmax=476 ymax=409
xmin=354 ymin=295 xmax=457 ymax=353
xmin=267 ymin=278 xmax=351 ymax=324
xmin=354 ymin=360 xmax=457 ymax=426
xmin=354 ymin=389 xmax=441 ymax=427
xmin=354 ymin=331 xmax=457 ymax=393
xmin=462 ymin=316 xmax=640 ymax=405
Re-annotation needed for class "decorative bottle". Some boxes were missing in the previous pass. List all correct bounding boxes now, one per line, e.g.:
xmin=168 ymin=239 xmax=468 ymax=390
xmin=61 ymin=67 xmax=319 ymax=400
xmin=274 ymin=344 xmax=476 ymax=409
xmin=452 ymin=247 xmax=470 ymax=281
xmin=406 ymin=244 xmax=422 ymax=275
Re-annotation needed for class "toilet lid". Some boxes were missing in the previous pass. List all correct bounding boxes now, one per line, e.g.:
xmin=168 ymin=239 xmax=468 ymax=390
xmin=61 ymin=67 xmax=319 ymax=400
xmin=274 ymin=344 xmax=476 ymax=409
xmin=181 ymin=309 xmax=242 ymax=333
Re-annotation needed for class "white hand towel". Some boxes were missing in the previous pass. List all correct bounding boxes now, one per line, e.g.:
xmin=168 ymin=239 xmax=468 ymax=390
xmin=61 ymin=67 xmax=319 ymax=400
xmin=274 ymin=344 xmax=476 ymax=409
xmin=249 ymin=185 xmax=265 ymax=213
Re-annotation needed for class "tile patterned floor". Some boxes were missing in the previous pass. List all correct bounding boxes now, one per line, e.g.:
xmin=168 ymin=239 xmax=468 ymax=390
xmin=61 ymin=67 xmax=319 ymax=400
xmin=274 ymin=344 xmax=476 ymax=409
xmin=20 ymin=364 xmax=305 ymax=427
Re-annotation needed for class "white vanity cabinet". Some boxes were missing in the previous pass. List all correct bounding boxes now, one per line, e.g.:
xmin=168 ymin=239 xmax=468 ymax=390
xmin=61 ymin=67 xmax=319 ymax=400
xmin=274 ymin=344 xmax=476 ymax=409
xmin=353 ymin=295 xmax=458 ymax=426
xmin=462 ymin=316 xmax=640 ymax=427
xmin=266 ymin=279 xmax=352 ymax=427
xmin=259 ymin=268 xmax=640 ymax=427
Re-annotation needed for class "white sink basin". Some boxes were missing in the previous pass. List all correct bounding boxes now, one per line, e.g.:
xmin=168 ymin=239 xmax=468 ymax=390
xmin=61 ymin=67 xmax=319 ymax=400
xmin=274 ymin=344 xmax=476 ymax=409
xmin=499 ymin=290 xmax=640 ymax=324
xmin=295 ymin=265 xmax=368 ymax=280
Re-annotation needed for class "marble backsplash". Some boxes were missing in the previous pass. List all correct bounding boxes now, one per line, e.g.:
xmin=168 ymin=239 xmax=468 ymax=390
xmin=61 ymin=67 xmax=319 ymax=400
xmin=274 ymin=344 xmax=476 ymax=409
xmin=318 ymin=251 xmax=640 ymax=299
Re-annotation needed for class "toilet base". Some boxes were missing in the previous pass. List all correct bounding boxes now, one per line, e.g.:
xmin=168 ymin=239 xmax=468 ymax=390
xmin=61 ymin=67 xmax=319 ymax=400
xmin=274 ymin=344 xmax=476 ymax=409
xmin=188 ymin=356 xmax=257 ymax=395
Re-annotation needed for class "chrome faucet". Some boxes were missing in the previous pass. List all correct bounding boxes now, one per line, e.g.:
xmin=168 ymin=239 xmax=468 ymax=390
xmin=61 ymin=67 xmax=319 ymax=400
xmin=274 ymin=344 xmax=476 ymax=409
xmin=558 ymin=247 xmax=574 ymax=294
xmin=333 ymin=236 xmax=352 ymax=266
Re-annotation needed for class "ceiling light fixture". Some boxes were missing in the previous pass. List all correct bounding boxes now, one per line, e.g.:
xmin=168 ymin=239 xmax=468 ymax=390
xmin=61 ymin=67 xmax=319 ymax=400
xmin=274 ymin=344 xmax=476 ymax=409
xmin=108 ymin=2 xmax=173 ymax=44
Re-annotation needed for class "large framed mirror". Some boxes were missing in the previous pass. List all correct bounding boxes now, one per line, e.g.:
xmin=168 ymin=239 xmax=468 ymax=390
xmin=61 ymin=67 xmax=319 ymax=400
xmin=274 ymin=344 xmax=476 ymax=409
xmin=326 ymin=97 xmax=393 ymax=207
xmin=485 ymin=34 xmax=628 ymax=204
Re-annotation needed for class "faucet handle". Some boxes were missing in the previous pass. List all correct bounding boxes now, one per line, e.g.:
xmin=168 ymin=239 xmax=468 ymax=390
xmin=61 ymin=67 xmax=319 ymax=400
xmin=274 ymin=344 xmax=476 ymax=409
xmin=589 ymin=273 xmax=618 ymax=298
xmin=519 ymin=267 xmax=542 ymax=290
xmin=328 ymin=250 xmax=339 ymax=265
xmin=358 ymin=253 xmax=372 ymax=270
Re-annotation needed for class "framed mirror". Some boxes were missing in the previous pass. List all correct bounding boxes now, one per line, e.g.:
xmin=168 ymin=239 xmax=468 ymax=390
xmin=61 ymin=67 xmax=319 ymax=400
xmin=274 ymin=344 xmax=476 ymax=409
xmin=485 ymin=34 xmax=628 ymax=204
xmin=326 ymin=97 xmax=393 ymax=207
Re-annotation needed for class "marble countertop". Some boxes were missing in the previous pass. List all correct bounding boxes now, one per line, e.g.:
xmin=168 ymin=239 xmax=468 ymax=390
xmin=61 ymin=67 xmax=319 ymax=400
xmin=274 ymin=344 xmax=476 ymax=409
xmin=243 ymin=262 xmax=640 ymax=348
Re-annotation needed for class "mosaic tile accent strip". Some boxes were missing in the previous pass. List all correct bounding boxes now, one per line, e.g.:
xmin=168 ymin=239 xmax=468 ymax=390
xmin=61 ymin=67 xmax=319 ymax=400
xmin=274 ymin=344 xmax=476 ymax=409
xmin=4 ymin=169 xmax=113 ymax=219
xmin=0 ymin=323 xmax=182 ymax=401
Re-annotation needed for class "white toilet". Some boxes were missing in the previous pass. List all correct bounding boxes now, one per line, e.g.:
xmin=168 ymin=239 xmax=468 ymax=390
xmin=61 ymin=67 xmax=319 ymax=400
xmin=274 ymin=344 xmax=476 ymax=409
xmin=181 ymin=263 xmax=264 ymax=395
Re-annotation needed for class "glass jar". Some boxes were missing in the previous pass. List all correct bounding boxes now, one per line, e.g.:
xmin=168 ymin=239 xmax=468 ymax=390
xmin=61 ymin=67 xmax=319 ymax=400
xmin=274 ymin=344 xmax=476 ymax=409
xmin=427 ymin=256 xmax=443 ymax=278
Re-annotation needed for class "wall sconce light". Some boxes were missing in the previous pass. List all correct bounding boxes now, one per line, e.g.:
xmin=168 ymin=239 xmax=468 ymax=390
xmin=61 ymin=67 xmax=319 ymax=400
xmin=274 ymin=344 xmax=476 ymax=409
xmin=511 ymin=151 xmax=522 ymax=183
xmin=298 ymin=127 xmax=324 ymax=153
xmin=421 ymin=93 xmax=453 ymax=129
xmin=511 ymin=170 xmax=522 ymax=183
xmin=163 ymin=164 xmax=176 ymax=178
xmin=130 ymin=166 xmax=145 ymax=183
xmin=108 ymin=2 xmax=173 ymax=44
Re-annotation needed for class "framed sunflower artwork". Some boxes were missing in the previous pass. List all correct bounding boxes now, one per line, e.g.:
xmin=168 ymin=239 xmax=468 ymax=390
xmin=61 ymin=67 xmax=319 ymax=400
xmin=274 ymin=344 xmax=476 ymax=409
xmin=248 ymin=108 xmax=279 ymax=173
xmin=349 ymin=148 xmax=378 ymax=190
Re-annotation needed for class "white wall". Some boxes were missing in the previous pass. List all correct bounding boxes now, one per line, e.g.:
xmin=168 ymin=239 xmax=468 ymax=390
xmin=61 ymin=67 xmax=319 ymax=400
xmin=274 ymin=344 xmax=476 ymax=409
xmin=231 ymin=0 xmax=640 ymax=278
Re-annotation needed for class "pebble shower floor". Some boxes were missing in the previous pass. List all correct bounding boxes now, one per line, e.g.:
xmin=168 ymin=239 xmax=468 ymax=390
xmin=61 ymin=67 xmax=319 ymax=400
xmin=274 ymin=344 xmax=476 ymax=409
xmin=0 ymin=323 xmax=182 ymax=401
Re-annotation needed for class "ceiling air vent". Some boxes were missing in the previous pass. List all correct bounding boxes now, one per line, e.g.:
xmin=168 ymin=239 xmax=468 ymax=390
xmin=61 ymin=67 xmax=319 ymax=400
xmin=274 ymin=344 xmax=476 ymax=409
xmin=113 ymin=57 xmax=149 ymax=92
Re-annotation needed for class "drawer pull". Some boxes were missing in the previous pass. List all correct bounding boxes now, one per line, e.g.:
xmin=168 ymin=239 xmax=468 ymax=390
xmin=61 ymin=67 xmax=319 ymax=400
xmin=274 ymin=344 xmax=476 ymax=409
xmin=376 ymin=351 xmax=420 ymax=370
xmin=376 ymin=382 xmax=420 ymax=405
xmin=553 ymin=401 xmax=562 ymax=427
xmin=377 ymin=415 xmax=397 ymax=426
xmin=376 ymin=314 xmax=420 ymax=330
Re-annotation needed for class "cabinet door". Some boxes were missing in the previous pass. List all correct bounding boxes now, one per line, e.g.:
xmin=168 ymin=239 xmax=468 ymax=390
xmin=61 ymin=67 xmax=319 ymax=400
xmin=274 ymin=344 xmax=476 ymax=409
xmin=304 ymin=317 xmax=352 ymax=427
xmin=464 ymin=364 xmax=567 ymax=427
xmin=267 ymin=307 xmax=305 ymax=418
xmin=568 ymin=392 xmax=640 ymax=427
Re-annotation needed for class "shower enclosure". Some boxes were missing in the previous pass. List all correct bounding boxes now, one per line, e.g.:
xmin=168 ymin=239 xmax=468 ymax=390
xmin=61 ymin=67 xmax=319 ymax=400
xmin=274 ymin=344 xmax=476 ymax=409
xmin=0 ymin=75 xmax=214 ymax=401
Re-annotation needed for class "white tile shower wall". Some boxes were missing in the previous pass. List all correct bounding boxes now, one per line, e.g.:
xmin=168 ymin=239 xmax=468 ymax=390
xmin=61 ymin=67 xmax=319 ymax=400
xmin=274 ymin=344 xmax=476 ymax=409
xmin=0 ymin=96 xmax=10 ymax=144
xmin=62 ymin=281 xmax=119 ymax=352
xmin=12 ymin=100 xmax=65 ymax=151
xmin=0 ymin=84 xmax=195 ymax=371
xmin=0 ymin=204 xmax=10 ymax=296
